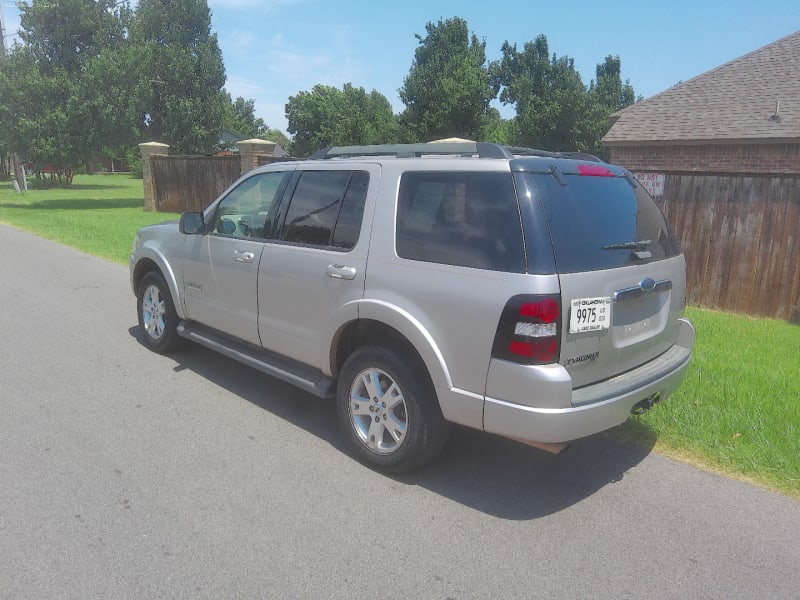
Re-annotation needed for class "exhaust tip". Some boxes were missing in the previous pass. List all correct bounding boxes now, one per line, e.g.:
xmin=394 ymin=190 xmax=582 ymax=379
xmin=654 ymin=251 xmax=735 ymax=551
xmin=631 ymin=392 xmax=661 ymax=416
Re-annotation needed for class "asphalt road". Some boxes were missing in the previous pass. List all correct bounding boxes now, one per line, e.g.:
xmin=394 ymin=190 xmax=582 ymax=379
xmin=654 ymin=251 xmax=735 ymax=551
xmin=1 ymin=223 xmax=798 ymax=599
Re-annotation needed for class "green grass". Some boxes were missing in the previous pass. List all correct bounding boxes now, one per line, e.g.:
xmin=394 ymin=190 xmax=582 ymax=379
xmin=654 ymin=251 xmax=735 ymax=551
xmin=0 ymin=174 xmax=179 ymax=263
xmin=619 ymin=307 xmax=800 ymax=499
xmin=2 ymin=175 xmax=798 ymax=498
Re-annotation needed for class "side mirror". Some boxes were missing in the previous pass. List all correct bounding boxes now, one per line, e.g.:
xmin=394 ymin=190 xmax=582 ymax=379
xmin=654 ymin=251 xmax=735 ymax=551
xmin=179 ymin=212 xmax=206 ymax=235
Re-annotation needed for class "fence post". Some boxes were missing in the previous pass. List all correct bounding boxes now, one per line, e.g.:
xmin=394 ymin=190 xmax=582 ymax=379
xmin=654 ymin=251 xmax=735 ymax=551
xmin=139 ymin=142 xmax=170 ymax=211
xmin=238 ymin=139 xmax=277 ymax=175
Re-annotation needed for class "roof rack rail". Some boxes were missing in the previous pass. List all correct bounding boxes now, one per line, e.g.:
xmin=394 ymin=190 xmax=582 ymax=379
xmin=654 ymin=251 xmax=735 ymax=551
xmin=307 ymin=142 xmax=604 ymax=162
xmin=505 ymin=147 xmax=605 ymax=162
xmin=309 ymin=142 xmax=513 ymax=160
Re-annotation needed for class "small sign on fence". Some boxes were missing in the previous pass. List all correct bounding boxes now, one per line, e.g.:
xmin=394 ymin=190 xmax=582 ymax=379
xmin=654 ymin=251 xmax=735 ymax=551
xmin=634 ymin=172 xmax=665 ymax=197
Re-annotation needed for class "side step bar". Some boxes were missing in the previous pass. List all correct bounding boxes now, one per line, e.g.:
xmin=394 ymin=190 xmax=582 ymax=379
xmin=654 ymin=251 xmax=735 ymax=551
xmin=177 ymin=321 xmax=336 ymax=398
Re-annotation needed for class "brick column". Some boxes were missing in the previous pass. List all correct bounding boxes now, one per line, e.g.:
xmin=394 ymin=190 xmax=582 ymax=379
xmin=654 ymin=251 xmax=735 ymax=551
xmin=238 ymin=139 xmax=276 ymax=174
xmin=139 ymin=142 xmax=170 ymax=211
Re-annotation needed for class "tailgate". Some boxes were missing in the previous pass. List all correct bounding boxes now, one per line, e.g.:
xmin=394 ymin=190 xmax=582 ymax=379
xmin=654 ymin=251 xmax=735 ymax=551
xmin=524 ymin=167 xmax=687 ymax=388
xmin=559 ymin=256 xmax=687 ymax=388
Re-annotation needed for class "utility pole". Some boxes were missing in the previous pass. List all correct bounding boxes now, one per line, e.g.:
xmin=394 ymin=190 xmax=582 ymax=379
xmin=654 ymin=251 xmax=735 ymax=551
xmin=0 ymin=4 xmax=24 ymax=189
xmin=0 ymin=2 xmax=6 ymax=54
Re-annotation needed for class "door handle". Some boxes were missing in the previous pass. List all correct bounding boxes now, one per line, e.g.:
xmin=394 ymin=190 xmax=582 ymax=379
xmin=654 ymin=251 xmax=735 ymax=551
xmin=234 ymin=250 xmax=255 ymax=263
xmin=326 ymin=264 xmax=357 ymax=280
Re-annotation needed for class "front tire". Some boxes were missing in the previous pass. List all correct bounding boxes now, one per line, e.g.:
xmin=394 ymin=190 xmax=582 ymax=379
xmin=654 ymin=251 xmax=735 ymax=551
xmin=337 ymin=346 xmax=448 ymax=473
xmin=137 ymin=271 xmax=183 ymax=353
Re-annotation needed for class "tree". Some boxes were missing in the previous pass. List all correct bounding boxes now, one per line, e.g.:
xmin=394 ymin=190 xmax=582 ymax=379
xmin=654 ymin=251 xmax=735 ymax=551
xmin=491 ymin=35 xmax=588 ymax=151
xmin=398 ymin=17 xmax=494 ymax=142
xmin=479 ymin=107 xmax=512 ymax=145
xmin=492 ymin=37 xmax=638 ymax=155
xmin=590 ymin=55 xmax=636 ymax=112
xmin=130 ymin=0 xmax=228 ymax=154
xmin=225 ymin=96 xmax=268 ymax=139
xmin=0 ymin=0 xmax=133 ymax=180
xmin=18 ymin=0 xmax=130 ymax=74
xmin=286 ymin=83 xmax=398 ymax=157
xmin=221 ymin=95 xmax=290 ymax=149
xmin=0 ymin=48 xmax=71 ymax=178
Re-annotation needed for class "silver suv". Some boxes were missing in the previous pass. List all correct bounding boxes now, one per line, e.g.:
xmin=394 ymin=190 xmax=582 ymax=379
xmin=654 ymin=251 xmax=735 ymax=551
xmin=130 ymin=142 xmax=695 ymax=472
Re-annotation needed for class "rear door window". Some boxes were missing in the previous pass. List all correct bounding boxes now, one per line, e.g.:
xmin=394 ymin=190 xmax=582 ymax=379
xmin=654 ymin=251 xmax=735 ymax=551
xmin=396 ymin=171 xmax=525 ymax=273
xmin=528 ymin=173 xmax=679 ymax=273
xmin=279 ymin=170 xmax=368 ymax=250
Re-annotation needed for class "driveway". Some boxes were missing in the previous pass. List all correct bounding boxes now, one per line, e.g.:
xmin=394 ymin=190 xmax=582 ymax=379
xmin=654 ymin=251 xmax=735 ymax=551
xmin=1 ymin=223 xmax=798 ymax=599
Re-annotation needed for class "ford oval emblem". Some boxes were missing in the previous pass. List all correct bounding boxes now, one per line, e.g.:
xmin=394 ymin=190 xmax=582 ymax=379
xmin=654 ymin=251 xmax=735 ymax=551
xmin=639 ymin=277 xmax=656 ymax=292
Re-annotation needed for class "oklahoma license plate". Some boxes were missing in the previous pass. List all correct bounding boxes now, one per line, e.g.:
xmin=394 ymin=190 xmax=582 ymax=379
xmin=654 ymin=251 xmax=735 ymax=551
xmin=569 ymin=297 xmax=611 ymax=333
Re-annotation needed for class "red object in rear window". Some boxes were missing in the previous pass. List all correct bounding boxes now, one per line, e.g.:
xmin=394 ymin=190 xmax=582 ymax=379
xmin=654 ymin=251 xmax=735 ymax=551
xmin=578 ymin=164 xmax=615 ymax=177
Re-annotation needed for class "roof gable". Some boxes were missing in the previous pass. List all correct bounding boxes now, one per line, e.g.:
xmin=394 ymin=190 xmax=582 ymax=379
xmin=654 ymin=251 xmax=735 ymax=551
xmin=603 ymin=31 xmax=800 ymax=145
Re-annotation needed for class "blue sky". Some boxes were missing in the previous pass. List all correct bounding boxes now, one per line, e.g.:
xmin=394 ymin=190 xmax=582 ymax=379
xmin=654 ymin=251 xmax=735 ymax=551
xmin=2 ymin=0 xmax=798 ymax=135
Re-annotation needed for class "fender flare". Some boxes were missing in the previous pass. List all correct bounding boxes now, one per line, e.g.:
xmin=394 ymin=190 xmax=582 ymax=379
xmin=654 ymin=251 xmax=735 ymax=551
xmin=346 ymin=298 xmax=453 ymax=391
xmin=132 ymin=244 xmax=185 ymax=319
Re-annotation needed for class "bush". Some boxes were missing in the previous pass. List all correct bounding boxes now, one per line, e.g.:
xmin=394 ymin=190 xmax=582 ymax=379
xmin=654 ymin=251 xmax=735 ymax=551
xmin=126 ymin=148 xmax=143 ymax=179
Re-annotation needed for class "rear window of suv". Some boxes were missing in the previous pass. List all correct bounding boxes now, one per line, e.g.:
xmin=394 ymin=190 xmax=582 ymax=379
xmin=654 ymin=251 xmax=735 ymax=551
xmin=525 ymin=172 xmax=680 ymax=274
xmin=396 ymin=171 xmax=525 ymax=273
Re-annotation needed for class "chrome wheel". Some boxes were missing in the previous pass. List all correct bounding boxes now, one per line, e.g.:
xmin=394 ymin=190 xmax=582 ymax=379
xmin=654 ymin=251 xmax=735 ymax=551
xmin=141 ymin=283 xmax=166 ymax=341
xmin=348 ymin=367 xmax=408 ymax=454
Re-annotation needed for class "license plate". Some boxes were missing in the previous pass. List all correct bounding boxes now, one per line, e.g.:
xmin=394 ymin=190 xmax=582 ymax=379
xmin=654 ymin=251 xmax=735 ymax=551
xmin=569 ymin=297 xmax=611 ymax=333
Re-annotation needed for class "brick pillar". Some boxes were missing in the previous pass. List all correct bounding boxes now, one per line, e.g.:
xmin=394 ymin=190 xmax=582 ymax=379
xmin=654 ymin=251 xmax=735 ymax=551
xmin=238 ymin=139 xmax=277 ymax=174
xmin=139 ymin=142 xmax=170 ymax=211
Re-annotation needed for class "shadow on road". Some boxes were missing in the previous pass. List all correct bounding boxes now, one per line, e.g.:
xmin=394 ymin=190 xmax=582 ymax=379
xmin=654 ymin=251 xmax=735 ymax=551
xmin=130 ymin=326 xmax=656 ymax=520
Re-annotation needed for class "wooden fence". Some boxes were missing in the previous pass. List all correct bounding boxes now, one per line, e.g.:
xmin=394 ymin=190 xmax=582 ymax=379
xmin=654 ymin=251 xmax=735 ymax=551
xmin=151 ymin=155 xmax=241 ymax=213
xmin=141 ymin=139 xmax=285 ymax=213
xmin=657 ymin=173 xmax=800 ymax=322
xmin=141 ymin=145 xmax=800 ymax=322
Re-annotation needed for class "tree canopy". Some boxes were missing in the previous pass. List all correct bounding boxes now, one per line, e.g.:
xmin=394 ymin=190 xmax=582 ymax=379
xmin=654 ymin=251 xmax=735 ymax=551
xmin=130 ymin=0 xmax=229 ymax=154
xmin=398 ymin=17 xmax=494 ymax=142
xmin=286 ymin=83 xmax=398 ymax=157
xmin=223 ymin=96 xmax=290 ymax=149
xmin=489 ymin=35 xmax=635 ymax=154
xmin=0 ymin=0 xmax=235 ymax=178
xmin=1 ymin=8 xmax=638 ymax=181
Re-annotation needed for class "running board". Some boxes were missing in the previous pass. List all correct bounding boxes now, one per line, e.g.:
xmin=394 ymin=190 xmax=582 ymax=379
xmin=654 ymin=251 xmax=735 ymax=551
xmin=177 ymin=321 xmax=336 ymax=398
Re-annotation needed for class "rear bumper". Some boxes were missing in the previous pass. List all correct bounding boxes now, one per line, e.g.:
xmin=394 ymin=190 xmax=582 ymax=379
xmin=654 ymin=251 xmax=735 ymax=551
xmin=483 ymin=317 xmax=695 ymax=444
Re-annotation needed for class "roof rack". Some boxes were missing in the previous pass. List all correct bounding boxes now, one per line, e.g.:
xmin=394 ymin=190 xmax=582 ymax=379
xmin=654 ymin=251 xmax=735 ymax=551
xmin=309 ymin=142 xmax=513 ymax=160
xmin=308 ymin=142 xmax=604 ymax=162
xmin=505 ymin=147 xmax=604 ymax=162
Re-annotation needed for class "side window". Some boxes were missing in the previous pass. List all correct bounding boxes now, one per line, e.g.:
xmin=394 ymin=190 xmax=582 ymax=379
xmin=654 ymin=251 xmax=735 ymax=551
xmin=396 ymin=172 xmax=525 ymax=273
xmin=280 ymin=170 xmax=369 ymax=250
xmin=332 ymin=171 xmax=369 ymax=249
xmin=212 ymin=171 xmax=289 ymax=239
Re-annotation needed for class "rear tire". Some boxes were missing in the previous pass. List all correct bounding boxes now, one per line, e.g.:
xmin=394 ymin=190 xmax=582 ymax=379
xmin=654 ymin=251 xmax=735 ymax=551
xmin=137 ymin=271 xmax=184 ymax=353
xmin=337 ymin=345 xmax=449 ymax=473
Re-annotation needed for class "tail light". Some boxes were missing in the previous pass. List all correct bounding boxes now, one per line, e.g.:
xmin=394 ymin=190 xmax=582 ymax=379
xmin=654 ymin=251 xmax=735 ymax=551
xmin=492 ymin=294 xmax=562 ymax=365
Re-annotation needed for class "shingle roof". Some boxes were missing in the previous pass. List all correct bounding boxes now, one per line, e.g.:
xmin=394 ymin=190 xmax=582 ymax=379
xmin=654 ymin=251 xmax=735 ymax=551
xmin=603 ymin=31 xmax=800 ymax=145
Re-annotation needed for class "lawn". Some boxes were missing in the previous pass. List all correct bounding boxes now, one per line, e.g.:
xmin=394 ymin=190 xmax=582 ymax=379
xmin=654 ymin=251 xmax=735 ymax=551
xmin=618 ymin=308 xmax=799 ymax=498
xmin=0 ymin=174 xmax=179 ymax=264
xmin=2 ymin=174 xmax=798 ymax=499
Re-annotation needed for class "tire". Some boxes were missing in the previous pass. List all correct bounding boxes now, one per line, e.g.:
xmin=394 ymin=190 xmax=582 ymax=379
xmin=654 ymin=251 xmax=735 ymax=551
xmin=137 ymin=271 xmax=184 ymax=353
xmin=336 ymin=345 xmax=449 ymax=473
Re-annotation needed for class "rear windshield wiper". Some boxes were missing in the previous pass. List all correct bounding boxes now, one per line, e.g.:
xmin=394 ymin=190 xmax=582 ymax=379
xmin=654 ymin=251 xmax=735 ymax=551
xmin=602 ymin=240 xmax=652 ymax=250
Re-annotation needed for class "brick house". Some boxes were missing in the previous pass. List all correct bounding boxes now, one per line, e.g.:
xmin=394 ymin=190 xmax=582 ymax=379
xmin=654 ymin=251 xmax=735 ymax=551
xmin=602 ymin=31 xmax=800 ymax=322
